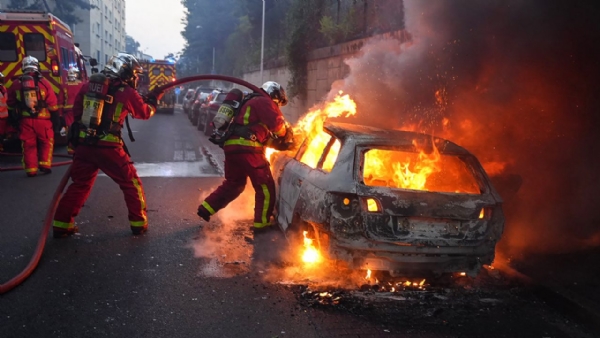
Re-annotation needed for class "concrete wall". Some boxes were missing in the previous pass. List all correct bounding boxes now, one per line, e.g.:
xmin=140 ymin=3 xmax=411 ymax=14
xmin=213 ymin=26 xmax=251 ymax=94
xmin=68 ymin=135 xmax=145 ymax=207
xmin=243 ymin=29 xmax=409 ymax=124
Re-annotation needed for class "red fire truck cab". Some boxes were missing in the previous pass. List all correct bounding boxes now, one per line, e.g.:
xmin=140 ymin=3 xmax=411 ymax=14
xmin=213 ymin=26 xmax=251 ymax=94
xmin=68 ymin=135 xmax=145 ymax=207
xmin=0 ymin=10 xmax=95 ymax=147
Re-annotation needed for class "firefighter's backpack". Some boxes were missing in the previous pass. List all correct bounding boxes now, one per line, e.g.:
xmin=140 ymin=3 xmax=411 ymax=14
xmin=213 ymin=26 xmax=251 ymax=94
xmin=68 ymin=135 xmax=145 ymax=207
xmin=19 ymin=74 xmax=47 ymax=117
xmin=208 ymin=92 xmax=261 ymax=147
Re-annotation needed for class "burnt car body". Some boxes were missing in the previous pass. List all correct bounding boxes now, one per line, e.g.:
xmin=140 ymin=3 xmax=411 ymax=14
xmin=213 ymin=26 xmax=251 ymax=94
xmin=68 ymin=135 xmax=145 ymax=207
xmin=272 ymin=122 xmax=505 ymax=277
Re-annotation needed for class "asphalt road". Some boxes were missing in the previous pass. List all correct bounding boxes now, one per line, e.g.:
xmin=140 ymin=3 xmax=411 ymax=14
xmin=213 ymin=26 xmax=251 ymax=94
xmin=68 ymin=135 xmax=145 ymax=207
xmin=0 ymin=107 xmax=597 ymax=338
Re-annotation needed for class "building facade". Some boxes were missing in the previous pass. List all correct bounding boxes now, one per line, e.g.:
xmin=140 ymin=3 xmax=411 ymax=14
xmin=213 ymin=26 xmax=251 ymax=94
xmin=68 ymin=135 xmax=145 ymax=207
xmin=72 ymin=0 xmax=126 ymax=70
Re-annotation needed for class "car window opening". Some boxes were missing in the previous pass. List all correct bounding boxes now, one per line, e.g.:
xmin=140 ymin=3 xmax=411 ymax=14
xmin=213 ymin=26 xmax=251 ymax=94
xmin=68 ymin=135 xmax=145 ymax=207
xmin=362 ymin=148 xmax=481 ymax=194
xmin=321 ymin=138 xmax=341 ymax=172
xmin=299 ymin=130 xmax=332 ymax=169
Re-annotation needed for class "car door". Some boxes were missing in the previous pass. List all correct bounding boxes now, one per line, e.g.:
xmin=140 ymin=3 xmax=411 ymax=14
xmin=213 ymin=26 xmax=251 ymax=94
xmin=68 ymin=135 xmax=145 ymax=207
xmin=276 ymin=132 xmax=339 ymax=231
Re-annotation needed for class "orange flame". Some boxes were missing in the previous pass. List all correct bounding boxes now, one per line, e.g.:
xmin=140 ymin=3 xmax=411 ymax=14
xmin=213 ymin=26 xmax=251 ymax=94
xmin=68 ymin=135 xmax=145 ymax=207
xmin=363 ymin=139 xmax=442 ymax=191
xmin=302 ymin=231 xmax=321 ymax=264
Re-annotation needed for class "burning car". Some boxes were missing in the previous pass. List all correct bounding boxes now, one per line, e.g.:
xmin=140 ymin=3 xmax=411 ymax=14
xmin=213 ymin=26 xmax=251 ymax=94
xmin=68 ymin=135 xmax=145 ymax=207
xmin=272 ymin=121 xmax=504 ymax=277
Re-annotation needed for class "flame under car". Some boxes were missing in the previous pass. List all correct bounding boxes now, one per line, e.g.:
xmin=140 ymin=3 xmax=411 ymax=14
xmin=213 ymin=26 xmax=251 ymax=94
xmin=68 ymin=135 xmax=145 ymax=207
xmin=272 ymin=122 xmax=504 ymax=277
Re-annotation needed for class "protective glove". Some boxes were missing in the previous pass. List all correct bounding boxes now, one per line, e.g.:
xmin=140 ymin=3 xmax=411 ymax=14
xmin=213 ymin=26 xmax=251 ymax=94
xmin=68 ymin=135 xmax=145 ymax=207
xmin=60 ymin=127 xmax=67 ymax=137
xmin=267 ymin=124 xmax=296 ymax=151
xmin=143 ymin=91 xmax=164 ymax=108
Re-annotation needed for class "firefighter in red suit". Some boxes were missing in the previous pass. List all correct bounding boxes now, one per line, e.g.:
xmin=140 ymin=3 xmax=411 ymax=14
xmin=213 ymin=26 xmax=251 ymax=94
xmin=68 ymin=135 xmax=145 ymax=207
xmin=0 ymin=72 xmax=8 ymax=152
xmin=7 ymin=56 xmax=59 ymax=176
xmin=52 ymin=53 xmax=159 ymax=238
xmin=197 ymin=81 xmax=294 ymax=232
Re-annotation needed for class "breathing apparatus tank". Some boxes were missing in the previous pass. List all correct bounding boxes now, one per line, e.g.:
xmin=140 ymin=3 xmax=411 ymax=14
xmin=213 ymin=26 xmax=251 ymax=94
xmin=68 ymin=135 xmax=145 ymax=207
xmin=81 ymin=73 xmax=110 ymax=135
xmin=20 ymin=75 xmax=39 ymax=114
xmin=212 ymin=100 xmax=238 ymax=131
xmin=209 ymin=89 xmax=245 ymax=145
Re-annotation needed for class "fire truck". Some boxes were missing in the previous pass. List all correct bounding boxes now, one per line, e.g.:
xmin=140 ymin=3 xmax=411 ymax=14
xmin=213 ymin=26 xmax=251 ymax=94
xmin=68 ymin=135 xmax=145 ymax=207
xmin=0 ymin=10 xmax=93 ymax=147
xmin=138 ymin=59 xmax=176 ymax=114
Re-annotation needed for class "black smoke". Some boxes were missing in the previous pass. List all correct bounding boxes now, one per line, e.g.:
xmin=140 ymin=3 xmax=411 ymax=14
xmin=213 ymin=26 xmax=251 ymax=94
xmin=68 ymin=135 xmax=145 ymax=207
xmin=330 ymin=0 xmax=600 ymax=255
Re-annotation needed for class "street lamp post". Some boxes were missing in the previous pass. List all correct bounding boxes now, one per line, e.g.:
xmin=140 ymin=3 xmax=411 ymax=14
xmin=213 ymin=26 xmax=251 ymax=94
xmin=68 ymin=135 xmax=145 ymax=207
xmin=260 ymin=0 xmax=265 ymax=83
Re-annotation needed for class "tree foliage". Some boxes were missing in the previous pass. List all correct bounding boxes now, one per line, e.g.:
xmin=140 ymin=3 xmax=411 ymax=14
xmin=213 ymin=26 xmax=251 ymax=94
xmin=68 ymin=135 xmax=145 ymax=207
xmin=179 ymin=0 xmax=405 ymax=97
xmin=125 ymin=35 xmax=141 ymax=56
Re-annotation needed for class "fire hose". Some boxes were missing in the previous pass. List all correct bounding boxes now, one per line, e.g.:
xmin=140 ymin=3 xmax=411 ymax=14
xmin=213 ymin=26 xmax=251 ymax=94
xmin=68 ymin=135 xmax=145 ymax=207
xmin=0 ymin=74 xmax=267 ymax=294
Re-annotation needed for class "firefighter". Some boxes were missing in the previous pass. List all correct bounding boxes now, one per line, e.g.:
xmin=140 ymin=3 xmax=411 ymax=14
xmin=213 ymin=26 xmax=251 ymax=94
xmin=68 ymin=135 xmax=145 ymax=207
xmin=0 ymin=72 xmax=7 ymax=152
xmin=7 ymin=56 xmax=59 ymax=177
xmin=52 ymin=53 xmax=160 ymax=238
xmin=197 ymin=81 xmax=294 ymax=232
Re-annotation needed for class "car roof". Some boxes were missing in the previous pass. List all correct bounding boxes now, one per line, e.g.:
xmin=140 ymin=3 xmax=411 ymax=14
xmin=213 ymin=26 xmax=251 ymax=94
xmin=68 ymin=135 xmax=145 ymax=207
xmin=324 ymin=121 xmax=472 ymax=155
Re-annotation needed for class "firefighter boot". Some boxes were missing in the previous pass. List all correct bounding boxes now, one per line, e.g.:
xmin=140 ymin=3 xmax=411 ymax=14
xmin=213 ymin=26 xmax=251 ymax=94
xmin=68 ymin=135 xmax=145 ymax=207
xmin=39 ymin=166 xmax=52 ymax=174
xmin=197 ymin=206 xmax=211 ymax=222
xmin=53 ymin=226 xmax=79 ymax=239
xmin=252 ymin=224 xmax=277 ymax=236
xmin=131 ymin=225 xmax=148 ymax=235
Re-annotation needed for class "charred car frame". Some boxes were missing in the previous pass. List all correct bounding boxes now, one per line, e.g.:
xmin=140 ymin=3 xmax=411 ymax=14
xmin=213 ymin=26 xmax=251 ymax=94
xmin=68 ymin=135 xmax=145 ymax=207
xmin=273 ymin=122 xmax=504 ymax=277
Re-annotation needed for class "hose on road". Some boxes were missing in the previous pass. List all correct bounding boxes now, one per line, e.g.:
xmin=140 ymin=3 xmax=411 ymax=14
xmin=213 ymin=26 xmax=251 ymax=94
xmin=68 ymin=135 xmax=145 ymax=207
xmin=0 ymin=151 xmax=73 ymax=172
xmin=0 ymin=165 xmax=71 ymax=294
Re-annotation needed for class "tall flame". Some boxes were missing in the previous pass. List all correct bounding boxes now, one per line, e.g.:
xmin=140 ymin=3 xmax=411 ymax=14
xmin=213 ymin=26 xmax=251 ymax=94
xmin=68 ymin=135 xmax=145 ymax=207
xmin=302 ymin=231 xmax=321 ymax=264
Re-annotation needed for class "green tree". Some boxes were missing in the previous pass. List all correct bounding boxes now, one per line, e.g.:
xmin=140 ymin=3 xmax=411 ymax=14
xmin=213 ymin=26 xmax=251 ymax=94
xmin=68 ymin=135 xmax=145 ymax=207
xmin=125 ymin=35 xmax=141 ymax=56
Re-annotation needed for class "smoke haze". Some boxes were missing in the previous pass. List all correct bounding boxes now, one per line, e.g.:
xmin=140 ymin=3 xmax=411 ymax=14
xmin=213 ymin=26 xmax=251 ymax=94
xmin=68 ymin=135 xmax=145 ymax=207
xmin=331 ymin=0 xmax=600 ymax=256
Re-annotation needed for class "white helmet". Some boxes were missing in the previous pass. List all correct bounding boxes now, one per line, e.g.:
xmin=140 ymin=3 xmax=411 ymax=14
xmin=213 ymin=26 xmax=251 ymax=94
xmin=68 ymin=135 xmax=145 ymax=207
xmin=67 ymin=66 xmax=79 ymax=81
xmin=22 ymin=55 xmax=40 ymax=73
xmin=261 ymin=81 xmax=288 ymax=107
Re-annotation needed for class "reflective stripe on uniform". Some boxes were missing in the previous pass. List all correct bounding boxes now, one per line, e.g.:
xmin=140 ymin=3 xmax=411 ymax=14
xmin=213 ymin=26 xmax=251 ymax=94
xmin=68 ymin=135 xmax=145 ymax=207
xmin=113 ymin=102 xmax=124 ymax=122
xmin=201 ymin=201 xmax=216 ymax=215
xmin=53 ymin=220 xmax=74 ymax=229
xmin=130 ymin=220 xmax=147 ymax=227
xmin=39 ymin=137 xmax=54 ymax=167
xmin=223 ymin=138 xmax=263 ymax=148
xmin=254 ymin=222 xmax=271 ymax=228
xmin=132 ymin=178 xmax=147 ymax=223
xmin=99 ymin=133 xmax=121 ymax=143
xmin=260 ymin=183 xmax=270 ymax=225
xmin=243 ymin=106 xmax=251 ymax=125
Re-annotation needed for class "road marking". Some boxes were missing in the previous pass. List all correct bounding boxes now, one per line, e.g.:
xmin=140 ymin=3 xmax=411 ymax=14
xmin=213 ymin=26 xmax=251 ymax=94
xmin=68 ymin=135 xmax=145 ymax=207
xmin=129 ymin=161 xmax=221 ymax=177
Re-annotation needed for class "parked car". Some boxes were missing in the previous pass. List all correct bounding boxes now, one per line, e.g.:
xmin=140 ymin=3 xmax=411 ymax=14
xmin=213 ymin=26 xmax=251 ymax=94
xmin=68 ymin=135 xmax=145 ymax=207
xmin=190 ymin=91 xmax=211 ymax=126
xmin=198 ymin=90 xmax=228 ymax=135
xmin=182 ymin=89 xmax=196 ymax=116
xmin=271 ymin=121 xmax=505 ymax=277
xmin=187 ymin=86 xmax=214 ymax=122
